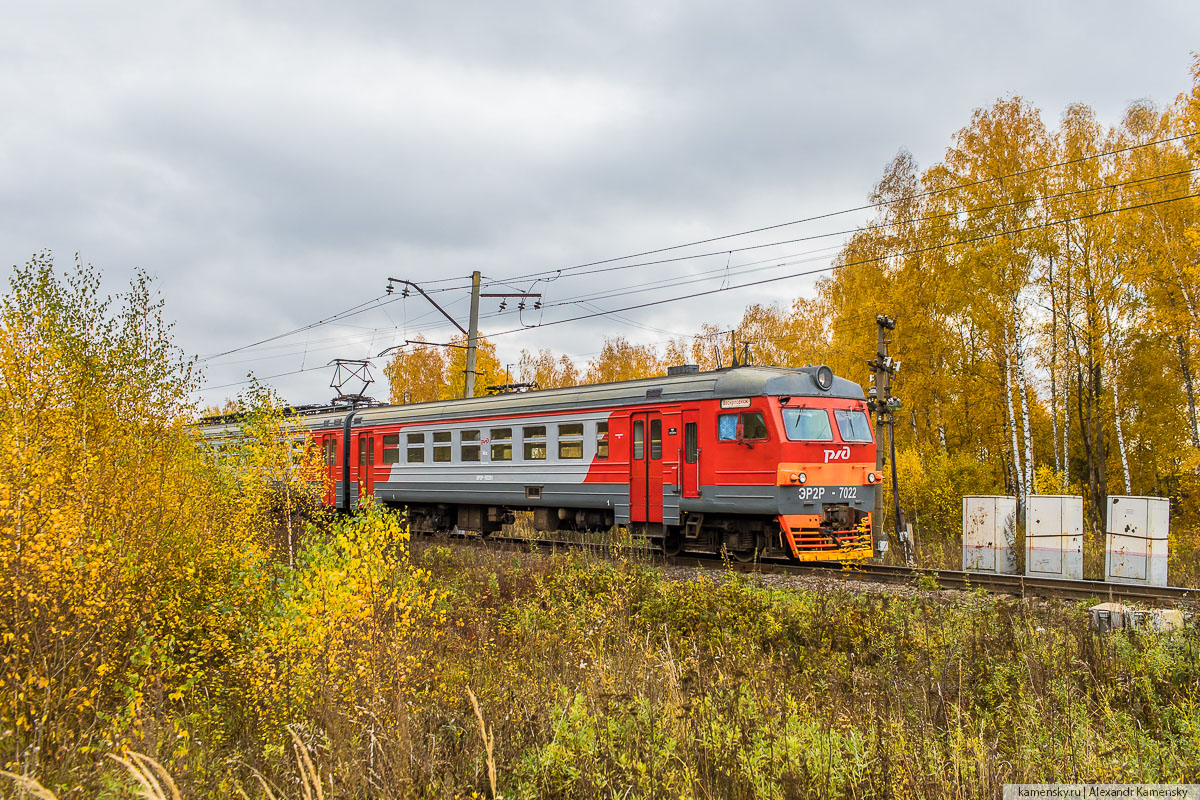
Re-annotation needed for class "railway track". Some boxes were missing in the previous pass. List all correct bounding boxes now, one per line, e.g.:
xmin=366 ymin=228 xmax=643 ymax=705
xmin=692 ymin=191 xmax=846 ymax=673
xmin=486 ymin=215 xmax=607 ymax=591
xmin=431 ymin=532 xmax=1199 ymax=607
xmin=718 ymin=558 xmax=1200 ymax=606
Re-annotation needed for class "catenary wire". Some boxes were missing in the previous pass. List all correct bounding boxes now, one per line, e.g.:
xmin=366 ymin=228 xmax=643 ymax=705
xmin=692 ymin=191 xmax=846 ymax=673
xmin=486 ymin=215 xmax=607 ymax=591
xmin=454 ymin=132 xmax=1199 ymax=287
xmin=200 ymin=156 xmax=1194 ymax=366
xmin=199 ymin=186 xmax=1200 ymax=393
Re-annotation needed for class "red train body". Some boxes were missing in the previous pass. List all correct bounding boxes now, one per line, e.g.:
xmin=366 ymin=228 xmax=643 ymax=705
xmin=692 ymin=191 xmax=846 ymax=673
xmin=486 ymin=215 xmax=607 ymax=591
xmin=201 ymin=365 xmax=879 ymax=561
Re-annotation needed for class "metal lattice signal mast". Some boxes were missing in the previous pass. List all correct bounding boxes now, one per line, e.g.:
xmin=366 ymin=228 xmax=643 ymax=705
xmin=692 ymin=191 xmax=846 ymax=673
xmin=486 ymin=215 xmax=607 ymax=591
xmin=867 ymin=315 xmax=908 ymax=563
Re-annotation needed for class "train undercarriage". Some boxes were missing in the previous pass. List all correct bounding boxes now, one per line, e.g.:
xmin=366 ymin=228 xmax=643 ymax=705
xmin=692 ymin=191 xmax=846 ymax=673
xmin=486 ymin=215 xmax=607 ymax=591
xmin=394 ymin=501 xmax=871 ymax=563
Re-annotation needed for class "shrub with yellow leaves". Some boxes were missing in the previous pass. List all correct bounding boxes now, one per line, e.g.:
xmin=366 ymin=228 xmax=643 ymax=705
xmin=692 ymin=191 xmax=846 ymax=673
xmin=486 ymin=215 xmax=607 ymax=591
xmin=243 ymin=499 xmax=443 ymax=751
xmin=0 ymin=255 xmax=281 ymax=783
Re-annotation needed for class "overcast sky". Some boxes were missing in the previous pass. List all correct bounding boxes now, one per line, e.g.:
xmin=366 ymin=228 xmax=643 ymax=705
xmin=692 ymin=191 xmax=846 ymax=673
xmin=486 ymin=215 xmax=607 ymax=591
xmin=3 ymin=1 xmax=1197 ymax=405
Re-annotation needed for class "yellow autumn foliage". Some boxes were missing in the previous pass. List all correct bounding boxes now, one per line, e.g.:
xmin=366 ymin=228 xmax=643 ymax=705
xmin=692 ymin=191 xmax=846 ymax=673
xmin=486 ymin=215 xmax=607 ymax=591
xmin=0 ymin=254 xmax=442 ymax=787
xmin=243 ymin=499 xmax=443 ymax=747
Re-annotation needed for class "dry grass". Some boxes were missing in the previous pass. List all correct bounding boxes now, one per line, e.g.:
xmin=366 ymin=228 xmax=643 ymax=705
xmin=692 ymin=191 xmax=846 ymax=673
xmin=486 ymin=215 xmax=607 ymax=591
xmin=5 ymin=542 xmax=1199 ymax=798
xmin=466 ymin=688 xmax=498 ymax=799
xmin=107 ymin=753 xmax=182 ymax=800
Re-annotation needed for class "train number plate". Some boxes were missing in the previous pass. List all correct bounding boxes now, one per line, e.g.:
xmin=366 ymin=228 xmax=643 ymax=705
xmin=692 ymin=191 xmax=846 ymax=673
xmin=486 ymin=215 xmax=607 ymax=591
xmin=797 ymin=486 xmax=858 ymax=502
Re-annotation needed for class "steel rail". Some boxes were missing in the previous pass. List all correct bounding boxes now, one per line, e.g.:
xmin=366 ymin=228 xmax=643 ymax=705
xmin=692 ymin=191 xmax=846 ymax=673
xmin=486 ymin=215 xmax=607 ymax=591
xmin=727 ymin=558 xmax=1199 ymax=606
xmin=426 ymin=532 xmax=1198 ymax=607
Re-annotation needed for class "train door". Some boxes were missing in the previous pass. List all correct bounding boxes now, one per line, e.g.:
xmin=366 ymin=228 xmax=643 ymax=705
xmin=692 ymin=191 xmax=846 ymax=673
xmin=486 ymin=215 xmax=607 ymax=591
xmin=681 ymin=409 xmax=700 ymax=498
xmin=630 ymin=411 xmax=663 ymax=523
xmin=322 ymin=434 xmax=338 ymax=506
xmin=357 ymin=432 xmax=375 ymax=500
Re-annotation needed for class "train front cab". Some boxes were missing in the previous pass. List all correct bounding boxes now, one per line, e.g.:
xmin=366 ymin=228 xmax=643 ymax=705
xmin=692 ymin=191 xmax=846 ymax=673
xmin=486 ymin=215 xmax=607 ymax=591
xmin=774 ymin=398 xmax=876 ymax=561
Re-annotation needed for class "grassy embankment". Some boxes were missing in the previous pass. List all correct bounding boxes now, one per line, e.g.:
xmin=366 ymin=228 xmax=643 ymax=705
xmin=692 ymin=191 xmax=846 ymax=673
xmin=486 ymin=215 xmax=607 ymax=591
xmin=9 ymin=535 xmax=1200 ymax=798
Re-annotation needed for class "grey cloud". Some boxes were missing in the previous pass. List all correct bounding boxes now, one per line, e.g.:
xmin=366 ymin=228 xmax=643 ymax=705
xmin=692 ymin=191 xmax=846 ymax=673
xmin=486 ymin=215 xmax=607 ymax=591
xmin=2 ymin=0 xmax=1197 ymax=403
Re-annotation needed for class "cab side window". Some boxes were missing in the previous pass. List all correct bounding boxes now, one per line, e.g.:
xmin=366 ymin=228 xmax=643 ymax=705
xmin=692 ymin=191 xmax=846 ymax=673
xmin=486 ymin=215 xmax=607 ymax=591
xmin=717 ymin=411 xmax=768 ymax=441
xmin=741 ymin=412 xmax=767 ymax=440
xmin=718 ymin=414 xmax=738 ymax=441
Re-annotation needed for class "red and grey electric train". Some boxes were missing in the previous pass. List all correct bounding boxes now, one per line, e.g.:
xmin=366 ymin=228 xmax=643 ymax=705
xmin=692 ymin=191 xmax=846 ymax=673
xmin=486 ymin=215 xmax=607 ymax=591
xmin=201 ymin=364 xmax=880 ymax=561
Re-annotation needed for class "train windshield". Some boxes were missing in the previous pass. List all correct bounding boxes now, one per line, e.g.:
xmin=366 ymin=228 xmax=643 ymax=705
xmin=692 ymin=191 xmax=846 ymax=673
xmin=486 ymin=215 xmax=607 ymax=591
xmin=781 ymin=408 xmax=833 ymax=441
xmin=834 ymin=409 xmax=873 ymax=442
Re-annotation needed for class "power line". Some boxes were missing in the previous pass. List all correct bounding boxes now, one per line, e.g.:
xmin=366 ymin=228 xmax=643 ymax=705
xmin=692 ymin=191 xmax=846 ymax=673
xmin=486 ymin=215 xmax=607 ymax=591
xmin=199 ymin=150 xmax=1194 ymax=369
xmin=200 ymin=293 xmax=395 ymax=361
xmin=479 ymin=164 xmax=1198 ymax=292
xmin=199 ymin=184 xmax=1199 ymax=392
xmin=478 ymin=188 xmax=1200 ymax=341
xmin=515 ymin=166 xmax=1192 ymax=313
xmin=476 ymin=132 xmax=1198 ymax=287
xmin=197 ymin=139 xmax=1197 ymax=388
xmin=201 ymin=364 xmax=330 ymax=393
xmin=199 ymin=184 xmax=1200 ymax=391
xmin=202 ymin=295 xmax=468 ymax=365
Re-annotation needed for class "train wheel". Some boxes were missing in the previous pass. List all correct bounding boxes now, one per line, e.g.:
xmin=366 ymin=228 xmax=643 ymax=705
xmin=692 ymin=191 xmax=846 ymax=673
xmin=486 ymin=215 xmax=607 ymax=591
xmin=722 ymin=531 xmax=761 ymax=563
xmin=662 ymin=528 xmax=683 ymax=557
xmin=726 ymin=544 xmax=759 ymax=563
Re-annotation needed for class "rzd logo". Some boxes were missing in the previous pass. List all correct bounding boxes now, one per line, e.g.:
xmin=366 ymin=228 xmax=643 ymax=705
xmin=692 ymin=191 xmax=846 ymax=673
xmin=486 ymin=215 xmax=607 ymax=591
xmin=823 ymin=446 xmax=850 ymax=463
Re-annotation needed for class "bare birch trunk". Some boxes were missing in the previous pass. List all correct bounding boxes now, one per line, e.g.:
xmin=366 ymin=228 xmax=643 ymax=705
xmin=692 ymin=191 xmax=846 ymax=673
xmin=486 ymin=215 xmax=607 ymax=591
xmin=1102 ymin=304 xmax=1131 ymax=495
xmin=1048 ymin=256 xmax=1061 ymax=478
xmin=1112 ymin=376 xmax=1132 ymax=494
xmin=1013 ymin=313 xmax=1034 ymax=498
xmin=286 ymin=477 xmax=294 ymax=568
xmin=1004 ymin=341 xmax=1024 ymax=498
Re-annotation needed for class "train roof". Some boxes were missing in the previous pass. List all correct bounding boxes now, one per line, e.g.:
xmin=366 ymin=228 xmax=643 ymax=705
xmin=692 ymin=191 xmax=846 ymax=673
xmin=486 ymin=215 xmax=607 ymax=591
xmin=197 ymin=365 xmax=864 ymax=434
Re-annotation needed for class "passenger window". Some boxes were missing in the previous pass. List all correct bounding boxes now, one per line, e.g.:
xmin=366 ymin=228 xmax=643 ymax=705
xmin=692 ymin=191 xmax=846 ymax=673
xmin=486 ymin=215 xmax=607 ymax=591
xmin=433 ymin=431 xmax=452 ymax=463
xmin=632 ymin=420 xmax=645 ymax=459
xmin=523 ymin=425 xmax=547 ymax=460
xmin=407 ymin=432 xmax=425 ymax=463
xmin=558 ymin=423 xmax=584 ymax=459
xmin=382 ymin=433 xmax=399 ymax=464
xmin=490 ymin=428 xmax=512 ymax=461
xmin=461 ymin=430 xmax=481 ymax=462
xmin=368 ymin=436 xmax=375 ymax=466
xmin=596 ymin=421 xmax=609 ymax=459
xmin=649 ymin=419 xmax=662 ymax=459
